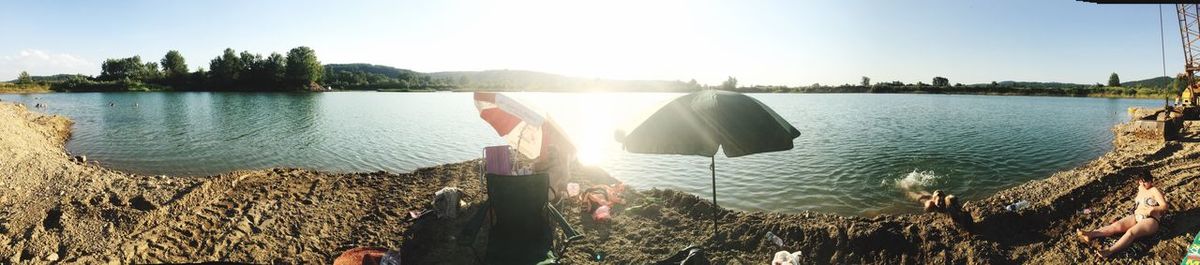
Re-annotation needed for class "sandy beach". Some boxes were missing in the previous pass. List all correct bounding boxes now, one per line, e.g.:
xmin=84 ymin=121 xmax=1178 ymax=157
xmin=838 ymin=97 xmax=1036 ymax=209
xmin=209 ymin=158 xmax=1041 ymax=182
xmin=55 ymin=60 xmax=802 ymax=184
xmin=0 ymin=101 xmax=1197 ymax=264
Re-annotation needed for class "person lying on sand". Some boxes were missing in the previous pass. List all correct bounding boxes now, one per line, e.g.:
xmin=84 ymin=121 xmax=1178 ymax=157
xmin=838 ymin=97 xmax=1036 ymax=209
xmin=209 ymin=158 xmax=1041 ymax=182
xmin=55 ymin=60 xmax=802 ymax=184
xmin=1077 ymin=169 xmax=1168 ymax=258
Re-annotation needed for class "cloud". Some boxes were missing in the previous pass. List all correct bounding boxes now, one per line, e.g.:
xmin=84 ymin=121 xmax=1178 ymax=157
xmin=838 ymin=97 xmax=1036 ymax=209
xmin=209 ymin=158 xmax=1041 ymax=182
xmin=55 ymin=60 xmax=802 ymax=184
xmin=0 ymin=49 xmax=97 ymax=80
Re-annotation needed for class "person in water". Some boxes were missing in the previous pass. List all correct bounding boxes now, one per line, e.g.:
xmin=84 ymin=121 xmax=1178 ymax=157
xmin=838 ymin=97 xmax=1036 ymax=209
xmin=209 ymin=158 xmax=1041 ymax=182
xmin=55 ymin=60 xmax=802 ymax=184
xmin=908 ymin=189 xmax=957 ymax=213
xmin=1077 ymin=169 xmax=1168 ymax=258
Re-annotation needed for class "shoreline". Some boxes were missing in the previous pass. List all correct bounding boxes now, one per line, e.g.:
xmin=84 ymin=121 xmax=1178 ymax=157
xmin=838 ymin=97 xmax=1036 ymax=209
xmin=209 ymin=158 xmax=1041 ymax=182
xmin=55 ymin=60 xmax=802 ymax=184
xmin=1 ymin=89 xmax=1174 ymax=100
xmin=0 ymin=102 xmax=1197 ymax=263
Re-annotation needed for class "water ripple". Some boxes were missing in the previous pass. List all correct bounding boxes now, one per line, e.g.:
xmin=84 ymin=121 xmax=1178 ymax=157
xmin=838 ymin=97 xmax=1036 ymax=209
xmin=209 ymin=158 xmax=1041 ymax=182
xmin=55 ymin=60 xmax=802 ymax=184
xmin=0 ymin=92 xmax=1161 ymax=216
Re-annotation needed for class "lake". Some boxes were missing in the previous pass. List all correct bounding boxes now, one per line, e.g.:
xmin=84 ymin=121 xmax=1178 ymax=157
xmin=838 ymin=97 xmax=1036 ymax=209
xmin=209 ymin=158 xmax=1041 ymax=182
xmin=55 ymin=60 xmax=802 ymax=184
xmin=0 ymin=92 xmax=1161 ymax=216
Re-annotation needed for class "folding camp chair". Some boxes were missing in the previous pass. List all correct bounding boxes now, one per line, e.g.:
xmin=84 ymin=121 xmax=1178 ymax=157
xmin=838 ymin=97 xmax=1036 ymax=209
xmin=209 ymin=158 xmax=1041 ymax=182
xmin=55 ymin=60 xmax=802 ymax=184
xmin=461 ymin=173 xmax=584 ymax=264
xmin=483 ymin=145 xmax=514 ymax=175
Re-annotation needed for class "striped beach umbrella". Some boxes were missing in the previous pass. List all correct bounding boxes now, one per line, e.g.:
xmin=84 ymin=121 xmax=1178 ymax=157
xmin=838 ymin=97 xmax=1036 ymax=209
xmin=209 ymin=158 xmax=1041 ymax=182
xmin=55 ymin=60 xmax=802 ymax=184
xmin=473 ymin=92 xmax=574 ymax=159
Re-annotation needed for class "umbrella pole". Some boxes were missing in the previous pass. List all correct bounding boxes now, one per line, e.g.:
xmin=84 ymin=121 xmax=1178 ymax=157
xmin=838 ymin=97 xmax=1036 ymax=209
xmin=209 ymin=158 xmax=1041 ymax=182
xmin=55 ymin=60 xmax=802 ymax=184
xmin=711 ymin=156 xmax=717 ymax=239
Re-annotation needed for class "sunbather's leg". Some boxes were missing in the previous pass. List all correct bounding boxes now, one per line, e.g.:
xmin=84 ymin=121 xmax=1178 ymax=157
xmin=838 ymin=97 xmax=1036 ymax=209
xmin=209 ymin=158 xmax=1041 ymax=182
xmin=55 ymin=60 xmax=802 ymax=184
xmin=1085 ymin=215 xmax=1135 ymax=238
xmin=1101 ymin=218 xmax=1158 ymax=256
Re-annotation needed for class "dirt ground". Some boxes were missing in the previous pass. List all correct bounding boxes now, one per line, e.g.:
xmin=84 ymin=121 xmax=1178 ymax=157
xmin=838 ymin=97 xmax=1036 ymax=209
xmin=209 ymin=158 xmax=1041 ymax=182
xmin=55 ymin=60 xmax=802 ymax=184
xmin=0 ymin=101 xmax=1198 ymax=264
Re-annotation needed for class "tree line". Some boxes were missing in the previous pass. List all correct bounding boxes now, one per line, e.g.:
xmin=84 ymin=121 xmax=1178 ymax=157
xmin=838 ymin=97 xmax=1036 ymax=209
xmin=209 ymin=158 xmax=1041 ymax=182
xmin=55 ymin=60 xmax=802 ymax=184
xmin=323 ymin=63 xmax=441 ymax=90
xmin=9 ymin=56 xmax=1187 ymax=98
xmin=725 ymin=74 xmax=1180 ymax=99
xmin=53 ymin=46 xmax=324 ymax=92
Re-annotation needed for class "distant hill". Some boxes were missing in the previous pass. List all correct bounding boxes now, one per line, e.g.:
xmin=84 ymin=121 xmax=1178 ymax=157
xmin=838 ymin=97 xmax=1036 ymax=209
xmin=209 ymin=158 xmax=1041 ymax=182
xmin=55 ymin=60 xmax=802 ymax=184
xmin=322 ymin=64 xmax=430 ymax=89
xmin=428 ymin=70 xmax=575 ymax=89
xmin=429 ymin=69 xmax=699 ymax=92
xmin=6 ymin=74 xmax=90 ymax=83
xmin=991 ymin=81 xmax=1092 ymax=89
xmin=965 ymin=76 xmax=1174 ymax=90
xmin=324 ymin=63 xmax=422 ymax=78
xmin=323 ymin=65 xmax=699 ymax=92
xmin=1121 ymin=76 xmax=1172 ymax=88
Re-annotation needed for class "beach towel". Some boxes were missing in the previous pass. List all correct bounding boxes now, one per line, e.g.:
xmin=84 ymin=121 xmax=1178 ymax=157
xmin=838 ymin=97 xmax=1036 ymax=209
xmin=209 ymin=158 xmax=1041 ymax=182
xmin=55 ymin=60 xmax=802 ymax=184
xmin=1184 ymin=231 xmax=1200 ymax=265
xmin=334 ymin=247 xmax=401 ymax=265
xmin=484 ymin=145 xmax=512 ymax=175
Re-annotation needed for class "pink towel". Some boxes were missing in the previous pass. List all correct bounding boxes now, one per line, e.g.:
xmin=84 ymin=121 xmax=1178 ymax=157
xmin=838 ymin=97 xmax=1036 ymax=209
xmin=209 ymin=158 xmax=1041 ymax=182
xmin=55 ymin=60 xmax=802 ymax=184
xmin=484 ymin=145 xmax=512 ymax=175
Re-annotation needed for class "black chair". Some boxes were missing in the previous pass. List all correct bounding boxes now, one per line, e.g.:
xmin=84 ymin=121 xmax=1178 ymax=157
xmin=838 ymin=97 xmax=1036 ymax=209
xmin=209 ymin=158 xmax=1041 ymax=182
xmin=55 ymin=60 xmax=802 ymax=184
xmin=461 ymin=173 xmax=583 ymax=264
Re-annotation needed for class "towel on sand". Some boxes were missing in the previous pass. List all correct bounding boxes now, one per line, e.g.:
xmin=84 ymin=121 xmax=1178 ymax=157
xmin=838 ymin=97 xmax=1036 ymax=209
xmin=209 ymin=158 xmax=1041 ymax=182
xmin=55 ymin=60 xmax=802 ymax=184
xmin=334 ymin=247 xmax=401 ymax=265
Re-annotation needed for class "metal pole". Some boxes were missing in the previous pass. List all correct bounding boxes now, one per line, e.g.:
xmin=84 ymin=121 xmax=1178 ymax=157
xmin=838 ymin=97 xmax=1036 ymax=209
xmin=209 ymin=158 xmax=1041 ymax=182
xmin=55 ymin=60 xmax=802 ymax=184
xmin=711 ymin=156 xmax=718 ymax=238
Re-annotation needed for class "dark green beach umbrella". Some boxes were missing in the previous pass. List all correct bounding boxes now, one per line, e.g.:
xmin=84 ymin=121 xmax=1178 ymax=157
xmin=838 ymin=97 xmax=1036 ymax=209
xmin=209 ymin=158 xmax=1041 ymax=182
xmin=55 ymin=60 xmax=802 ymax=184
xmin=615 ymin=89 xmax=801 ymax=236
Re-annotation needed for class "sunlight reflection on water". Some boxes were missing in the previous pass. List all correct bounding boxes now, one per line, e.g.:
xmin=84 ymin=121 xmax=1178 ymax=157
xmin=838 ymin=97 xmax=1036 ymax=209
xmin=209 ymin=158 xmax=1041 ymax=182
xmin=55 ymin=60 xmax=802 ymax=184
xmin=0 ymin=92 xmax=1160 ymax=216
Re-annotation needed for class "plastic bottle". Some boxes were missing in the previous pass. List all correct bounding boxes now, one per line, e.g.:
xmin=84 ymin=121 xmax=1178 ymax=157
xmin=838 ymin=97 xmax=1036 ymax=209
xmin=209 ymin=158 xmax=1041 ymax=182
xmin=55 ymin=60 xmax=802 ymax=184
xmin=765 ymin=231 xmax=784 ymax=247
xmin=380 ymin=250 xmax=402 ymax=265
xmin=1014 ymin=200 xmax=1030 ymax=210
xmin=1006 ymin=200 xmax=1030 ymax=212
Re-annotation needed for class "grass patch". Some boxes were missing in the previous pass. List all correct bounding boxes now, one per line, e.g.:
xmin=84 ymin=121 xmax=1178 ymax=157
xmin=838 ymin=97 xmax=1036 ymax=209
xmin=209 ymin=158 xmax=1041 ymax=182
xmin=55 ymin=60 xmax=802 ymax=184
xmin=0 ymin=83 xmax=52 ymax=93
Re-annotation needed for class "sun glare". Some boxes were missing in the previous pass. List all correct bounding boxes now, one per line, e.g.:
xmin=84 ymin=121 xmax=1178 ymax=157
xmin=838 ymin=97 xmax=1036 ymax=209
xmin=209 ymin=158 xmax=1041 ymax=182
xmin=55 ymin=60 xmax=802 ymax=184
xmin=459 ymin=0 xmax=711 ymax=83
xmin=573 ymin=105 xmax=615 ymax=166
xmin=513 ymin=92 xmax=627 ymax=166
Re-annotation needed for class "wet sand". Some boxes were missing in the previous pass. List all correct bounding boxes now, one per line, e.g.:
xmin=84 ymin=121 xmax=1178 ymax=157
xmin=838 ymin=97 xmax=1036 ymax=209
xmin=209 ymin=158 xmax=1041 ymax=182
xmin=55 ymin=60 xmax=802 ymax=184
xmin=0 ymin=101 xmax=1197 ymax=264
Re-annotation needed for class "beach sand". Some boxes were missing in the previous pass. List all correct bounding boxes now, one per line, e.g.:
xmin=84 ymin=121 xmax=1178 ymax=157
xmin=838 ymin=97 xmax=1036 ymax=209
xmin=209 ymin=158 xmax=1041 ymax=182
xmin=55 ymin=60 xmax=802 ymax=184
xmin=0 ymin=101 xmax=1197 ymax=264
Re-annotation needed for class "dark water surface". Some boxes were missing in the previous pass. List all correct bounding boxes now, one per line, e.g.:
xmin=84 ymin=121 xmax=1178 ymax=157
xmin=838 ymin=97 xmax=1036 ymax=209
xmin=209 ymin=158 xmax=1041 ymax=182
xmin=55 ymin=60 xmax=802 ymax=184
xmin=0 ymin=92 xmax=1161 ymax=216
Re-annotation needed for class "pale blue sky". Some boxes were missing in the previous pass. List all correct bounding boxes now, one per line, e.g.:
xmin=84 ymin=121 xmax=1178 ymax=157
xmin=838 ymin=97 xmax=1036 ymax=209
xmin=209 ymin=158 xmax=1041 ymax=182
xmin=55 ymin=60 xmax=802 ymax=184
xmin=0 ymin=0 xmax=1182 ymax=86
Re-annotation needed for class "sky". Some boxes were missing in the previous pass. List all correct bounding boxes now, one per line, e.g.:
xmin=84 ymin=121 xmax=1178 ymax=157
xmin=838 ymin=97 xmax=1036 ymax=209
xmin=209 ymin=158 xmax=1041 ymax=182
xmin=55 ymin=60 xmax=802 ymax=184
xmin=0 ymin=0 xmax=1185 ymax=86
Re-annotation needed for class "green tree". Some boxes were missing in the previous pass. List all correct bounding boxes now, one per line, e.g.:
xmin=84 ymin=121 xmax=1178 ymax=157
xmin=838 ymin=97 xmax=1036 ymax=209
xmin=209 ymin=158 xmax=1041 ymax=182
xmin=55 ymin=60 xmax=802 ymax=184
xmin=1174 ymin=74 xmax=1188 ymax=93
xmin=209 ymin=48 xmax=243 ymax=88
xmin=285 ymin=46 xmax=323 ymax=90
xmin=191 ymin=67 xmax=208 ymax=88
xmin=237 ymin=51 xmax=265 ymax=88
xmin=239 ymin=51 xmax=259 ymax=71
xmin=861 ymin=76 xmax=870 ymax=87
xmin=160 ymin=50 xmax=189 ymax=82
xmin=264 ymin=53 xmax=286 ymax=88
xmin=144 ymin=62 xmax=162 ymax=81
xmin=932 ymin=76 xmax=949 ymax=86
xmin=99 ymin=56 xmax=148 ymax=81
xmin=720 ymin=76 xmax=737 ymax=90
xmin=17 ymin=71 xmax=32 ymax=84
xmin=1108 ymin=73 xmax=1120 ymax=87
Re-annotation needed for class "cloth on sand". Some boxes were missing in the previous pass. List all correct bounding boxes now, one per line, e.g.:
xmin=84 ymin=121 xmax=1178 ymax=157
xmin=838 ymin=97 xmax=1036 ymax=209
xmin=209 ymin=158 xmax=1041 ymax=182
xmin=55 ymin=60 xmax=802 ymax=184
xmin=334 ymin=247 xmax=401 ymax=265
xmin=1183 ymin=230 xmax=1200 ymax=265
xmin=772 ymin=251 xmax=803 ymax=265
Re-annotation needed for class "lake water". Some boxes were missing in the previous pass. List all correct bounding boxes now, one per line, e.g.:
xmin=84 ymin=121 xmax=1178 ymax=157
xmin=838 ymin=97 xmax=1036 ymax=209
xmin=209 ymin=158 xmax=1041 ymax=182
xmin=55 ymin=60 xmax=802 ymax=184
xmin=0 ymin=92 xmax=1161 ymax=216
